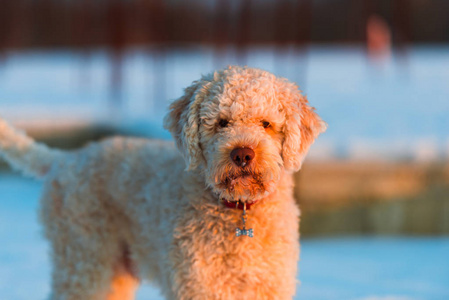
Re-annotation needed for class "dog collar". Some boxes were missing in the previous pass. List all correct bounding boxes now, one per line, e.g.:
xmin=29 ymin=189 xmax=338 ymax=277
xmin=221 ymin=198 xmax=259 ymax=210
xmin=219 ymin=198 xmax=256 ymax=237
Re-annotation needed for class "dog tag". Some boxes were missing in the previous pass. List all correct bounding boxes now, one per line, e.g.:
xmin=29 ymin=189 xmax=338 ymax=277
xmin=236 ymin=203 xmax=253 ymax=238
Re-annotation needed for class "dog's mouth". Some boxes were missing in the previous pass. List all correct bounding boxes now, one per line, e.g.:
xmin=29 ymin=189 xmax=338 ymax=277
xmin=223 ymin=171 xmax=262 ymax=188
xmin=215 ymin=170 xmax=268 ymax=201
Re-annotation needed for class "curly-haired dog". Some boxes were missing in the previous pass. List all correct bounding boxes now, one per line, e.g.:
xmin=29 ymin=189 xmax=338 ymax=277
xmin=0 ymin=66 xmax=326 ymax=300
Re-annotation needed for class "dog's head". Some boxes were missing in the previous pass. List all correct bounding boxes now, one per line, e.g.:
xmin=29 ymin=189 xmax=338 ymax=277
xmin=164 ymin=66 xmax=326 ymax=202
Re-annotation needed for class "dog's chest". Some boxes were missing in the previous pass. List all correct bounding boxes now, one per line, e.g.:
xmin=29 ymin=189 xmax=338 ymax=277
xmin=168 ymin=200 xmax=300 ymax=299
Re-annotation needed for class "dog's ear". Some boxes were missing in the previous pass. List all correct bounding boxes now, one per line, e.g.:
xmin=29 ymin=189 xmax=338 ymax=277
xmin=281 ymin=87 xmax=327 ymax=172
xmin=163 ymin=79 xmax=210 ymax=170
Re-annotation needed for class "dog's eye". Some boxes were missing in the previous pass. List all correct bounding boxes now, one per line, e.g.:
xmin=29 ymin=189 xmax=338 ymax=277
xmin=262 ymin=121 xmax=271 ymax=129
xmin=218 ymin=119 xmax=229 ymax=128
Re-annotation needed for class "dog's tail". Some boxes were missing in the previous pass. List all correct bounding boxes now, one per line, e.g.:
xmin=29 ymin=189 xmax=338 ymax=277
xmin=0 ymin=118 xmax=63 ymax=179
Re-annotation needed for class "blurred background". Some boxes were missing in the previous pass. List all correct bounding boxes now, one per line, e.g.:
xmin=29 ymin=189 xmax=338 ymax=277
xmin=0 ymin=0 xmax=448 ymax=299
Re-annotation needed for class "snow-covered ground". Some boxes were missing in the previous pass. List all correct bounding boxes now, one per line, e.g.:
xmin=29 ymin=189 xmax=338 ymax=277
xmin=0 ymin=46 xmax=448 ymax=161
xmin=1 ymin=174 xmax=448 ymax=300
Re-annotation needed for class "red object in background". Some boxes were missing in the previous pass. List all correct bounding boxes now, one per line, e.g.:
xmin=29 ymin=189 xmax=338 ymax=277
xmin=366 ymin=14 xmax=392 ymax=58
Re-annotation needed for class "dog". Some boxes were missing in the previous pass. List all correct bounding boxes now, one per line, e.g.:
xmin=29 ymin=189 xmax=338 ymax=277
xmin=0 ymin=66 xmax=326 ymax=300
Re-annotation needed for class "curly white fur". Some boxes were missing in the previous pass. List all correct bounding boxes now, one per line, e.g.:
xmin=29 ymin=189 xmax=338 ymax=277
xmin=0 ymin=66 xmax=325 ymax=300
xmin=0 ymin=118 xmax=63 ymax=178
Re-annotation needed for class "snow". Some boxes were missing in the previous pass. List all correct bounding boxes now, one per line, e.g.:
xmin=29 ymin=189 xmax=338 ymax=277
xmin=1 ymin=174 xmax=448 ymax=300
xmin=0 ymin=46 xmax=449 ymax=160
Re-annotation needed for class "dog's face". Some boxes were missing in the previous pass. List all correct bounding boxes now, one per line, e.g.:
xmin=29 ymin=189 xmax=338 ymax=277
xmin=164 ymin=66 xmax=326 ymax=202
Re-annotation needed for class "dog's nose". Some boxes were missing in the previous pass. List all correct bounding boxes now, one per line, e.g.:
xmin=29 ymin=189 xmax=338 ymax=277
xmin=230 ymin=147 xmax=255 ymax=167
